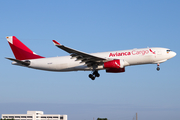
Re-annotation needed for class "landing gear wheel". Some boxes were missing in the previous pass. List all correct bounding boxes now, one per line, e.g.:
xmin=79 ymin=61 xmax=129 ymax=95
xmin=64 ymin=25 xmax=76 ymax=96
xmin=157 ymin=67 xmax=160 ymax=71
xmin=93 ymin=71 xmax=100 ymax=77
xmin=91 ymin=77 xmax=95 ymax=80
xmin=95 ymin=73 xmax=100 ymax=77
xmin=156 ymin=63 xmax=160 ymax=71
xmin=89 ymin=74 xmax=95 ymax=80
xmin=89 ymin=70 xmax=100 ymax=80
xmin=89 ymin=74 xmax=93 ymax=78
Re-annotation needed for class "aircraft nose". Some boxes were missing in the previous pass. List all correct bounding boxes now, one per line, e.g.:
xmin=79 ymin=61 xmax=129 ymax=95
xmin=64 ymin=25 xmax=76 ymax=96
xmin=171 ymin=51 xmax=176 ymax=58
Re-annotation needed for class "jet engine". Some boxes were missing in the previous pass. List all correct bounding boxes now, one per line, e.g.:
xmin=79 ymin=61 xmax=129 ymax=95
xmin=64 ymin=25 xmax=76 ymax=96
xmin=104 ymin=59 xmax=124 ymax=69
xmin=104 ymin=59 xmax=125 ymax=73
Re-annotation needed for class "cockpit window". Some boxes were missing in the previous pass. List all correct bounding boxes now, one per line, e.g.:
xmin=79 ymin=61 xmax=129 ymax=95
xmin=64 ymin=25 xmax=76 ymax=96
xmin=167 ymin=50 xmax=171 ymax=53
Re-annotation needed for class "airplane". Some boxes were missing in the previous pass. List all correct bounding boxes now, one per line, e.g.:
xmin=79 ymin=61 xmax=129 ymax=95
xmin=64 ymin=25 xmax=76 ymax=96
xmin=6 ymin=36 xmax=176 ymax=80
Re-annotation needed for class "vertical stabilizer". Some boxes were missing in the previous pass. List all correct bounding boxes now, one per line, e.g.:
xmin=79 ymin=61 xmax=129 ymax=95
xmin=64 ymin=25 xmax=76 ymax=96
xmin=6 ymin=36 xmax=44 ymax=60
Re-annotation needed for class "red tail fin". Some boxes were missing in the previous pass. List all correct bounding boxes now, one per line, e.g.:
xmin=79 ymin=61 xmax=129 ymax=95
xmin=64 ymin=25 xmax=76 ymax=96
xmin=6 ymin=36 xmax=45 ymax=60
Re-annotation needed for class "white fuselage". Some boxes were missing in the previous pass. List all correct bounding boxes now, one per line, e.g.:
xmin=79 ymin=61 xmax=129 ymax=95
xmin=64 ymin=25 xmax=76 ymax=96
xmin=13 ymin=47 xmax=176 ymax=72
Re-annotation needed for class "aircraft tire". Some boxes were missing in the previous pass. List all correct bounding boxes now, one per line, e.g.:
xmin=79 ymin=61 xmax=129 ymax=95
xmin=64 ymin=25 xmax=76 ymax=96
xmin=91 ymin=77 xmax=95 ymax=80
xmin=157 ymin=67 xmax=160 ymax=71
xmin=93 ymin=71 xmax=100 ymax=77
xmin=95 ymin=73 xmax=100 ymax=77
xmin=89 ymin=74 xmax=95 ymax=80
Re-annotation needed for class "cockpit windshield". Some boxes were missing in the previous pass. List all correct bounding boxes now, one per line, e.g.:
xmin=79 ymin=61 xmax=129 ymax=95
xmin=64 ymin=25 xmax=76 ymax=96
xmin=167 ymin=50 xmax=171 ymax=53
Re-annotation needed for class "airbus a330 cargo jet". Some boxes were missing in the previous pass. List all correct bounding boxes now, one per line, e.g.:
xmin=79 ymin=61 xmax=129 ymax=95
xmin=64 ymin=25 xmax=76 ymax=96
xmin=6 ymin=36 xmax=176 ymax=80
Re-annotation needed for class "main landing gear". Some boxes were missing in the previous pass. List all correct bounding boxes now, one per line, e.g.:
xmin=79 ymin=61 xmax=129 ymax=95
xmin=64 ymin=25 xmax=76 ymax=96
xmin=89 ymin=70 xmax=100 ymax=80
xmin=156 ymin=63 xmax=160 ymax=71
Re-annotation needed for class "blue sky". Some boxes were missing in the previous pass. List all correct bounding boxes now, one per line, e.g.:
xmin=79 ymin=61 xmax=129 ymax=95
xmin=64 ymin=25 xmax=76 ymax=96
xmin=0 ymin=0 xmax=180 ymax=120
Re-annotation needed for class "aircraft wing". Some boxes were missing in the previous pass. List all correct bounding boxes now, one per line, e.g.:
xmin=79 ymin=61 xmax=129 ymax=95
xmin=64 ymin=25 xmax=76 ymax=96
xmin=52 ymin=40 xmax=107 ymax=66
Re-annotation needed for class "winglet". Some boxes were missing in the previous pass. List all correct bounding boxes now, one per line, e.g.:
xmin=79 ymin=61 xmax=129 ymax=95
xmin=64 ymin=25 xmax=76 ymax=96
xmin=52 ymin=40 xmax=61 ymax=45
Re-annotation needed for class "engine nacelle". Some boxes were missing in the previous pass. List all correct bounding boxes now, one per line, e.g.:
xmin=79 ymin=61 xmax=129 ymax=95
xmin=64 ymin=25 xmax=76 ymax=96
xmin=106 ymin=68 xmax=125 ymax=73
xmin=104 ymin=59 xmax=125 ymax=73
xmin=104 ymin=59 xmax=124 ymax=69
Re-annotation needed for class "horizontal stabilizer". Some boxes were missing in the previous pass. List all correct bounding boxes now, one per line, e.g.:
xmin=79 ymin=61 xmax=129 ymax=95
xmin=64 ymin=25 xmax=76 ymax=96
xmin=5 ymin=57 xmax=30 ymax=66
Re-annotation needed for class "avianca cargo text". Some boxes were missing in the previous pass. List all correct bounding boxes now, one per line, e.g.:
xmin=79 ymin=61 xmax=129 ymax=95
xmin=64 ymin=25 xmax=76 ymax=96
xmin=109 ymin=49 xmax=155 ymax=57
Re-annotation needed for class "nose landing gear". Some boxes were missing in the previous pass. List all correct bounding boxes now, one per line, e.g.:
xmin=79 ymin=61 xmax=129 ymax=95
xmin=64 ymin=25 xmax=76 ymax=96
xmin=89 ymin=70 xmax=100 ymax=80
xmin=156 ymin=63 xmax=160 ymax=71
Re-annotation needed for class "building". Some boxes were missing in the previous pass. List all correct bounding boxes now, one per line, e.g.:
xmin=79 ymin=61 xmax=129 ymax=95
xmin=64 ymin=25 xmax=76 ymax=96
xmin=1 ymin=111 xmax=67 ymax=120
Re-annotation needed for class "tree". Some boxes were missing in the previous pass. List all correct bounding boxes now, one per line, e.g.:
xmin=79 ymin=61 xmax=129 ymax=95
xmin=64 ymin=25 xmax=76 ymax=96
xmin=0 ymin=119 xmax=15 ymax=120
xmin=97 ymin=118 xmax=108 ymax=120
